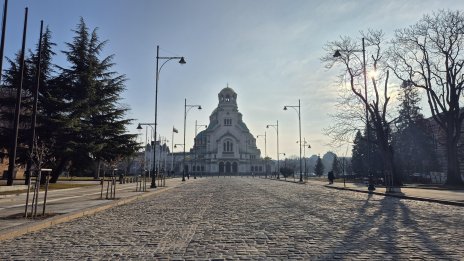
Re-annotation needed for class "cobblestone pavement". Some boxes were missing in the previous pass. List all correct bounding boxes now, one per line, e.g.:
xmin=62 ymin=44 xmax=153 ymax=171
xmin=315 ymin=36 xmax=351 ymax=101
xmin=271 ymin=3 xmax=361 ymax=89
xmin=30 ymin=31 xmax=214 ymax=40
xmin=1 ymin=177 xmax=463 ymax=260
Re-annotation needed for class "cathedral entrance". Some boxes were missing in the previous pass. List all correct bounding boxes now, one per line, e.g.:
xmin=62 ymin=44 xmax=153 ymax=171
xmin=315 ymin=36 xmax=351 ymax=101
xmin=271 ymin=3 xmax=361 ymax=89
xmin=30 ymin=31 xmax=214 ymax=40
xmin=219 ymin=162 xmax=224 ymax=173
xmin=218 ymin=161 xmax=238 ymax=174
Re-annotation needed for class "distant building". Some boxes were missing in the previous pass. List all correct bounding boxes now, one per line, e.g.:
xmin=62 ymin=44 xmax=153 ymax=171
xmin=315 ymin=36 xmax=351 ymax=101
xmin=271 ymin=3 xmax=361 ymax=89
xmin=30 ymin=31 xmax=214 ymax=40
xmin=426 ymin=115 xmax=464 ymax=181
xmin=188 ymin=87 xmax=267 ymax=174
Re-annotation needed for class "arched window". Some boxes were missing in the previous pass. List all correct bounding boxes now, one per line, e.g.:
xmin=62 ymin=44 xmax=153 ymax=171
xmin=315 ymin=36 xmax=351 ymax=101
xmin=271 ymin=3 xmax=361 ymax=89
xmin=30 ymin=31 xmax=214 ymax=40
xmin=223 ymin=140 xmax=233 ymax=152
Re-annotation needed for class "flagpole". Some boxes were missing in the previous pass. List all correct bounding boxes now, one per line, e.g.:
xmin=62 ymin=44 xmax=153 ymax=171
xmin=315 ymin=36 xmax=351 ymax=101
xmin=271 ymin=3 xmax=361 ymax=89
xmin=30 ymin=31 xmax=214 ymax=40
xmin=171 ymin=126 xmax=177 ymax=174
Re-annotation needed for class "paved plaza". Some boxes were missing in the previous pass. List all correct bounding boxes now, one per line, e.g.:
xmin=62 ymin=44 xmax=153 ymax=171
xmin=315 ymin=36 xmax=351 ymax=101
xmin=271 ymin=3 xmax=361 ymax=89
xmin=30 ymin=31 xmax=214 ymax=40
xmin=1 ymin=177 xmax=463 ymax=260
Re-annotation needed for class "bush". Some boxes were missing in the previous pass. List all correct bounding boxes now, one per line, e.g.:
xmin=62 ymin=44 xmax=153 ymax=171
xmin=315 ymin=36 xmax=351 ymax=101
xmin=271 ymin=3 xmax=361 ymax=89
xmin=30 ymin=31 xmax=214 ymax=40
xmin=280 ymin=167 xmax=294 ymax=178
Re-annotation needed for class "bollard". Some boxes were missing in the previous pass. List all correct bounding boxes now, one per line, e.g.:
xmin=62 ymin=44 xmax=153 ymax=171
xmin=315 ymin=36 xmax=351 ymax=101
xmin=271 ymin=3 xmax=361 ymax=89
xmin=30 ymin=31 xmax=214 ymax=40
xmin=42 ymin=172 xmax=50 ymax=216
xmin=33 ymin=171 xmax=42 ymax=218
xmin=135 ymin=176 xmax=139 ymax=192
xmin=112 ymin=177 xmax=117 ymax=199
xmin=30 ymin=175 xmax=38 ymax=218
xmin=106 ymin=179 xmax=110 ymax=199
xmin=100 ymin=178 xmax=104 ymax=199
xmin=143 ymin=172 xmax=147 ymax=191
xmin=24 ymin=175 xmax=32 ymax=218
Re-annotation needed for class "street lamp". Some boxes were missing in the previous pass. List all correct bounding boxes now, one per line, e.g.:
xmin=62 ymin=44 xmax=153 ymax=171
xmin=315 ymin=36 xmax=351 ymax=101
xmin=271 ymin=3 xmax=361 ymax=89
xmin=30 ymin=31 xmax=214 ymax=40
xmin=194 ymin=121 xmax=207 ymax=178
xmin=137 ymin=123 xmax=155 ymax=176
xmin=183 ymin=98 xmax=201 ymax=181
xmin=266 ymin=121 xmax=279 ymax=179
xmin=256 ymin=132 xmax=267 ymax=178
xmin=174 ymin=143 xmax=184 ymax=176
xmin=333 ymin=38 xmax=374 ymax=191
xmin=279 ymin=152 xmax=287 ymax=179
xmin=284 ymin=99 xmax=303 ymax=182
xmin=297 ymin=138 xmax=311 ymax=180
xmin=152 ymin=45 xmax=186 ymax=189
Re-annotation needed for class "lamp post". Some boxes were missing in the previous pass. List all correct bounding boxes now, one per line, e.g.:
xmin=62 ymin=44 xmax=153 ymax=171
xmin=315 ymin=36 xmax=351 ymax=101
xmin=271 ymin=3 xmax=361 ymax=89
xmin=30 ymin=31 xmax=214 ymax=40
xmin=137 ymin=123 xmax=155 ymax=178
xmin=266 ymin=121 xmax=279 ymax=179
xmin=284 ymin=99 xmax=303 ymax=182
xmin=152 ymin=45 xmax=186 ymax=188
xmin=333 ymin=38 xmax=374 ymax=191
xmin=174 ymin=143 xmax=184 ymax=176
xmin=256 ymin=132 xmax=267 ymax=178
xmin=279 ymin=152 xmax=285 ymax=177
xmin=194 ymin=120 xmax=207 ymax=178
xmin=183 ymin=98 xmax=201 ymax=181
xmin=297 ymin=138 xmax=311 ymax=180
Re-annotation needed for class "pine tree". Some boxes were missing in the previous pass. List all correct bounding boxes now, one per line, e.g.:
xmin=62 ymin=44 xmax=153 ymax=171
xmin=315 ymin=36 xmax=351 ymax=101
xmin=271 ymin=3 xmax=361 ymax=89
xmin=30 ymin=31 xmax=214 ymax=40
xmin=314 ymin=156 xmax=324 ymax=176
xmin=351 ymin=130 xmax=365 ymax=176
xmin=22 ymin=26 xmax=58 ymax=184
xmin=331 ymin=155 xmax=341 ymax=178
xmin=50 ymin=18 xmax=138 ymax=181
xmin=392 ymin=85 xmax=439 ymax=181
xmin=0 ymin=51 xmax=34 ymax=168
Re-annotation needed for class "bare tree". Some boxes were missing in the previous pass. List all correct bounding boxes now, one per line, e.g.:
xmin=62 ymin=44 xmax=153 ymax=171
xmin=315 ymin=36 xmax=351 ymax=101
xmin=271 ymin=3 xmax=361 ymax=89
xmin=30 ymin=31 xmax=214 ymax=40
xmin=322 ymin=30 xmax=401 ymax=187
xmin=389 ymin=10 xmax=464 ymax=186
xmin=29 ymin=137 xmax=55 ymax=184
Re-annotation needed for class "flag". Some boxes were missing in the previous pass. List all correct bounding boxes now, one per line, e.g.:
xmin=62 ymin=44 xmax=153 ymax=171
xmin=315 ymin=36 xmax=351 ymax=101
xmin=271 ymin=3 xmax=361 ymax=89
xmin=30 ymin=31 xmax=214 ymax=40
xmin=173 ymin=127 xmax=178 ymax=133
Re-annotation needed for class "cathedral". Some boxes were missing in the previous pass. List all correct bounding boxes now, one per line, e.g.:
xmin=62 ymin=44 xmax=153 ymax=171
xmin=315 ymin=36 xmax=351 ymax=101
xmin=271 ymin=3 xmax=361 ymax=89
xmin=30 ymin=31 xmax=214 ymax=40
xmin=188 ymin=87 xmax=266 ymax=175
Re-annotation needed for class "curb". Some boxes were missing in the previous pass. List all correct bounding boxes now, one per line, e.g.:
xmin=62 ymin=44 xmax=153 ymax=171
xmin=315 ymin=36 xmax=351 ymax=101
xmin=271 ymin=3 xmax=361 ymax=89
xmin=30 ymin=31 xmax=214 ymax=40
xmin=268 ymin=178 xmax=306 ymax=184
xmin=0 ymin=185 xmax=177 ymax=241
xmin=324 ymin=185 xmax=464 ymax=207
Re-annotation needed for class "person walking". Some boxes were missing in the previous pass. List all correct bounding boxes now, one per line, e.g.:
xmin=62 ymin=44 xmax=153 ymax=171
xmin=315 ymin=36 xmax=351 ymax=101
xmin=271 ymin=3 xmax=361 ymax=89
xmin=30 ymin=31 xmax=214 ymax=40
xmin=328 ymin=171 xmax=334 ymax=184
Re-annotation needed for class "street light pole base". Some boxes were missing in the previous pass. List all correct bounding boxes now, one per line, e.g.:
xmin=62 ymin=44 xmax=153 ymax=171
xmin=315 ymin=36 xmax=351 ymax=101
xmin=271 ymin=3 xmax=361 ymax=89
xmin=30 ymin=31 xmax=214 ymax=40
xmin=150 ymin=183 xmax=157 ymax=188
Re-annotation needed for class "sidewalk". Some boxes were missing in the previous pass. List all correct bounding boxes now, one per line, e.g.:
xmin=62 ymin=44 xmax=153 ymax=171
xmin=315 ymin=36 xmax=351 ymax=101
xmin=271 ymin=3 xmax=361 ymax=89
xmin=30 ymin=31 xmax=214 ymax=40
xmin=0 ymin=177 xmax=187 ymax=241
xmin=306 ymin=179 xmax=464 ymax=206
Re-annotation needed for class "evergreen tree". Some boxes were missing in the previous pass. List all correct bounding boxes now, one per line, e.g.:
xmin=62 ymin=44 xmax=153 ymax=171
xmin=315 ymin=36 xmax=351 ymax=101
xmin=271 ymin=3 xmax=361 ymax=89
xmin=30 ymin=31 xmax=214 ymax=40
xmin=314 ymin=156 xmax=324 ymax=176
xmin=351 ymin=130 xmax=365 ymax=176
xmin=50 ymin=18 xmax=137 ymax=181
xmin=392 ymin=85 xmax=439 ymax=181
xmin=331 ymin=155 xmax=341 ymax=178
xmin=23 ymin=26 xmax=58 ymax=184
xmin=351 ymin=126 xmax=384 ymax=178
xmin=0 ymin=51 xmax=34 ymax=167
xmin=365 ymin=122 xmax=385 ymax=178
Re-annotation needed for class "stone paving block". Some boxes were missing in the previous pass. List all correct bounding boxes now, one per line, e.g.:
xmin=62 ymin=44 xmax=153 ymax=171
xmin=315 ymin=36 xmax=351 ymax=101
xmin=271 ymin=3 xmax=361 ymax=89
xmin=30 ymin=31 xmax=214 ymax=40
xmin=0 ymin=178 xmax=463 ymax=260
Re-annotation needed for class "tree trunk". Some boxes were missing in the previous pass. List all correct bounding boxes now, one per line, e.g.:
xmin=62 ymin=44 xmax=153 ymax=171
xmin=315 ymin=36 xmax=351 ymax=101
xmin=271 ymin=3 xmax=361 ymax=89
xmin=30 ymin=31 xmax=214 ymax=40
xmin=49 ymin=158 xmax=68 ymax=183
xmin=379 ymin=145 xmax=401 ymax=187
xmin=94 ymin=159 xmax=101 ymax=179
xmin=445 ymin=137 xmax=464 ymax=186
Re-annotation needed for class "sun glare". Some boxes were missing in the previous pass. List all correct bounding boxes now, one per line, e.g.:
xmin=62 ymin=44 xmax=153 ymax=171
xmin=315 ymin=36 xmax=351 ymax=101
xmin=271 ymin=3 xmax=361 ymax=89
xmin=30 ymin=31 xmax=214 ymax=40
xmin=368 ymin=70 xmax=378 ymax=78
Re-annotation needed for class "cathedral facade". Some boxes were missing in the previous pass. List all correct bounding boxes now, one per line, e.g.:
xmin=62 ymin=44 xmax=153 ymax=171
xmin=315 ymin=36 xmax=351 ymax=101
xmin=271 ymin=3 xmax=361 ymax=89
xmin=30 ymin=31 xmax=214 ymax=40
xmin=189 ymin=87 xmax=266 ymax=174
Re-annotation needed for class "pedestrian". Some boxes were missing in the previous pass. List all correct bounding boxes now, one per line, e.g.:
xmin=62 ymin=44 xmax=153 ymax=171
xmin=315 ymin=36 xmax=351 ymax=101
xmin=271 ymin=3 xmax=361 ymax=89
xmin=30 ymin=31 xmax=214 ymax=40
xmin=328 ymin=171 xmax=334 ymax=184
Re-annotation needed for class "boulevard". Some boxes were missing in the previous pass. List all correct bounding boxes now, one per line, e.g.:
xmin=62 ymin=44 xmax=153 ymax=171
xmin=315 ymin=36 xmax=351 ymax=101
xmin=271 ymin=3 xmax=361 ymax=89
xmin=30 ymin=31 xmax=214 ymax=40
xmin=1 ymin=177 xmax=462 ymax=260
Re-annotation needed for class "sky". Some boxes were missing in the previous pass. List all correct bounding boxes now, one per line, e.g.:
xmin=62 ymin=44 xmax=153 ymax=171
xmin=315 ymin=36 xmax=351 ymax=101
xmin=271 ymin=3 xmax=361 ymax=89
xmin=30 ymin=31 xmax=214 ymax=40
xmin=4 ymin=0 xmax=464 ymax=159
